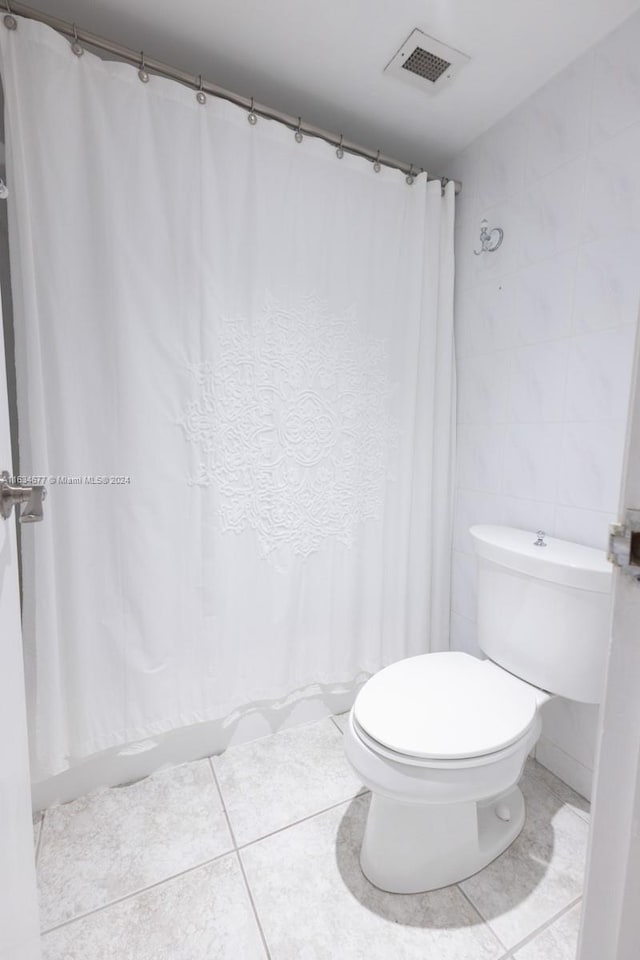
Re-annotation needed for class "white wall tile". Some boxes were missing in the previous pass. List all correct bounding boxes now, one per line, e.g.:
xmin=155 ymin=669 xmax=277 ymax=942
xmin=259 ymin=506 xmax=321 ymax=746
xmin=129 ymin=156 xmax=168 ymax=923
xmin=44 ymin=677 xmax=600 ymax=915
xmin=450 ymin=11 xmax=640 ymax=788
xmin=519 ymin=158 xmax=586 ymax=266
xmin=508 ymin=340 xmax=569 ymax=423
xmin=535 ymin=736 xmax=595 ymax=800
xmin=446 ymin=144 xmax=483 ymax=204
xmin=514 ymin=252 xmax=576 ymax=345
xmin=457 ymin=353 xmax=510 ymax=424
xmin=558 ymin=420 xmax=627 ymax=513
xmin=591 ymin=14 xmax=640 ymax=141
xmin=454 ymin=197 xmax=482 ymax=292
xmin=453 ymin=489 xmax=504 ymax=554
xmin=474 ymin=111 xmax=529 ymax=207
xmin=554 ymin=505 xmax=614 ymax=551
xmin=456 ymin=423 xmax=506 ymax=493
xmin=455 ymin=277 xmax=519 ymax=358
xmin=450 ymin=612 xmax=483 ymax=659
xmin=502 ymin=423 xmax=564 ymax=502
xmin=540 ymin=699 xmax=601 ymax=771
xmin=583 ymin=122 xmax=640 ymax=242
xmin=451 ymin=550 xmax=477 ymax=622
xmin=501 ymin=497 xmax=556 ymax=538
xmin=523 ymin=52 xmax=594 ymax=181
xmin=573 ymin=231 xmax=640 ymax=334
xmin=564 ymin=325 xmax=637 ymax=422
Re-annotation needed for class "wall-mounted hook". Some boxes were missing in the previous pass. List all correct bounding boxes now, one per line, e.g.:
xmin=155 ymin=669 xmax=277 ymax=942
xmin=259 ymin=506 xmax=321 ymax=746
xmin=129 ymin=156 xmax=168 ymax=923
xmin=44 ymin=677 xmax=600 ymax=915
xmin=474 ymin=218 xmax=503 ymax=255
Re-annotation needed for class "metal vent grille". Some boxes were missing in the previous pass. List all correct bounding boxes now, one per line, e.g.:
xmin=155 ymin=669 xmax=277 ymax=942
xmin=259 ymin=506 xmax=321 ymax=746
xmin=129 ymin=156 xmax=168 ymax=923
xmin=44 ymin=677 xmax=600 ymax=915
xmin=385 ymin=30 xmax=469 ymax=93
xmin=402 ymin=46 xmax=451 ymax=83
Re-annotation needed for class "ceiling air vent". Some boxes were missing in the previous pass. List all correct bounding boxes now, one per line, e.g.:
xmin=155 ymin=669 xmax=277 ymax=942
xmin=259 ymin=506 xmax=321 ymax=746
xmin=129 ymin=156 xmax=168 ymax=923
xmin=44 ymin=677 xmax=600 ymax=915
xmin=385 ymin=29 xmax=470 ymax=94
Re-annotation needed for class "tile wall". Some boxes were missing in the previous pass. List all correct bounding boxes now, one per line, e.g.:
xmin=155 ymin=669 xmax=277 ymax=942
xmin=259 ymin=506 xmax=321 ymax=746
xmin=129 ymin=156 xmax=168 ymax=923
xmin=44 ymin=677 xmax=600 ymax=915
xmin=446 ymin=10 xmax=640 ymax=798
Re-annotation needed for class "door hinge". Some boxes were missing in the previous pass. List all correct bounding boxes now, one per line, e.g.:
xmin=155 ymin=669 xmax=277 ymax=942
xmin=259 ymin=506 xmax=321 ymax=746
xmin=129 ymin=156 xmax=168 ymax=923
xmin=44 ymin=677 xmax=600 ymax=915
xmin=0 ymin=470 xmax=47 ymax=523
xmin=608 ymin=509 xmax=640 ymax=579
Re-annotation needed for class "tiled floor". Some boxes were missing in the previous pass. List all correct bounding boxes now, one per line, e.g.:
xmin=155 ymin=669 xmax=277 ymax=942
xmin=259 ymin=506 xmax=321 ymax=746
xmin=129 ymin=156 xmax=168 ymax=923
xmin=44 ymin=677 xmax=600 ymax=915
xmin=35 ymin=714 xmax=589 ymax=959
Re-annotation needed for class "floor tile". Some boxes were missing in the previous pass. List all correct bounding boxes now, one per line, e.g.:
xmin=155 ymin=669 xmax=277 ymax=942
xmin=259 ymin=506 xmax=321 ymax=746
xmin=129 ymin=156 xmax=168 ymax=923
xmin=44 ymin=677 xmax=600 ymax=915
xmin=213 ymin=718 xmax=363 ymax=845
xmin=526 ymin=758 xmax=590 ymax=822
xmin=38 ymin=760 xmax=233 ymax=930
xmin=460 ymin=766 xmax=589 ymax=949
xmin=332 ymin=712 xmax=349 ymax=734
xmin=514 ymin=901 xmax=582 ymax=959
xmin=241 ymin=795 xmax=505 ymax=960
xmin=41 ymin=854 xmax=267 ymax=960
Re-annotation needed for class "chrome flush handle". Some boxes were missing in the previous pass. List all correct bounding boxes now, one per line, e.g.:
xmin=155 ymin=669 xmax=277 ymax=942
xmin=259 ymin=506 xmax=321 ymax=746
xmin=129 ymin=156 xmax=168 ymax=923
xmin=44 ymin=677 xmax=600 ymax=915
xmin=533 ymin=530 xmax=547 ymax=547
xmin=0 ymin=470 xmax=47 ymax=522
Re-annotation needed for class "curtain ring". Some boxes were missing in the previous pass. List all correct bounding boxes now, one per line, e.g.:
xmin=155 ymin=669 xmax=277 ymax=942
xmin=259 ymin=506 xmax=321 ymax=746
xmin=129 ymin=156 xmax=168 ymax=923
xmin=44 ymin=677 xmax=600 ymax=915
xmin=3 ymin=0 xmax=17 ymax=30
xmin=373 ymin=150 xmax=381 ymax=173
xmin=70 ymin=23 xmax=84 ymax=57
xmin=138 ymin=51 xmax=149 ymax=84
xmin=406 ymin=164 xmax=416 ymax=185
xmin=196 ymin=75 xmax=206 ymax=105
xmin=247 ymin=97 xmax=258 ymax=125
xmin=336 ymin=135 xmax=344 ymax=159
xmin=295 ymin=118 xmax=303 ymax=143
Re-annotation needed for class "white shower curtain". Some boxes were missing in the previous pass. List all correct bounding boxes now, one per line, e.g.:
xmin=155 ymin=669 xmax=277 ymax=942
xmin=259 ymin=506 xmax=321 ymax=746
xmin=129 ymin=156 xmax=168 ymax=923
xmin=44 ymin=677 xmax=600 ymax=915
xmin=0 ymin=18 xmax=455 ymax=781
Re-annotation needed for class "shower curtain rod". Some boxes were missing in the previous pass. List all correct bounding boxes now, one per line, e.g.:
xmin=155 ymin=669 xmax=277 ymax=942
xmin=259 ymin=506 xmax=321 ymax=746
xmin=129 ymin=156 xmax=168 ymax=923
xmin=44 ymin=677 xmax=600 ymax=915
xmin=0 ymin=0 xmax=461 ymax=194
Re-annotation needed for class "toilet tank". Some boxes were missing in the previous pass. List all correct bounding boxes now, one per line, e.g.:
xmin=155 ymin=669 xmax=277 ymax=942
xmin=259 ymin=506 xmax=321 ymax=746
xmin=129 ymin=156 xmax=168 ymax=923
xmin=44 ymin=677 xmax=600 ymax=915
xmin=470 ymin=526 xmax=612 ymax=704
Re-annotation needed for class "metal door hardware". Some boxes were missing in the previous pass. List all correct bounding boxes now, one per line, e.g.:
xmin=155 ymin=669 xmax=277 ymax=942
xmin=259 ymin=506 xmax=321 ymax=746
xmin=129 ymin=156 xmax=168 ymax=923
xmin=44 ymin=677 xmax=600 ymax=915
xmin=0 ymin=471 xmax=46 ymax=522
xmin=608 ymin=509 xmax=640 ymax=579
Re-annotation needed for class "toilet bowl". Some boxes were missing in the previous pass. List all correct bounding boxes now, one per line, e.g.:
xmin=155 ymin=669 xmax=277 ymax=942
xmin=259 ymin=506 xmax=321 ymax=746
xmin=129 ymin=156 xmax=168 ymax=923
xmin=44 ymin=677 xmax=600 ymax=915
xmin=344 ymin=525 xmax=612 ymax=893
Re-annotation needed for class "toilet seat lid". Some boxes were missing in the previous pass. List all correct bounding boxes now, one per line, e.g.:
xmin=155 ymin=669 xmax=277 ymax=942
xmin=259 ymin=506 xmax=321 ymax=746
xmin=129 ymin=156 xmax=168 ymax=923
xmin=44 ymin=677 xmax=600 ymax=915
xmin=353 ymin=652 xmax=539 ymax=760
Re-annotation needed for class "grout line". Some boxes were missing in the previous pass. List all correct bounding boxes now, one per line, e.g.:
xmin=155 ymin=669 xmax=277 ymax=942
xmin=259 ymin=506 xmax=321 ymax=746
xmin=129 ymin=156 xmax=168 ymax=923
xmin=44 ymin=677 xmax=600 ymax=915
xmin=208 ymin=757 xmax=236 ymax=844
xmin=536 ymin=775 xmax=591 ymax=820
xmin=40 ymin=847 xmax=236 ymax=936
xmin=330 ymin=714 xmax=347 ymax=734
xmin=504 ymin=895 xmax=583 ymax=957
xmin=209 ymin=760 xmax=272 ymax=960
xmin=43 ymin=751 xmax=367 ymax=940
xmin=527 ymin=758 xmax=591 ymax=823
xmin=459 ymin=855 xmax=583 ymax=950
xmin=456 ymin=883 xmax=511 ymax=957
xmin=234 ymin=850 xmax=273 ymax=960
xmin=237 ymin=790 xmax=369 ymax=852
xmin=34 ymin=810 xmax=45 ymax=867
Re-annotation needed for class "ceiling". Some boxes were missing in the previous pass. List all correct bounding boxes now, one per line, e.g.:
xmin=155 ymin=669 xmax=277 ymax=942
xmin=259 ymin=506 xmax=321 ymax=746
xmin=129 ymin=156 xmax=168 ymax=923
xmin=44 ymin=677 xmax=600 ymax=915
xmin=24 ymin=0 xmax=640 ymax=174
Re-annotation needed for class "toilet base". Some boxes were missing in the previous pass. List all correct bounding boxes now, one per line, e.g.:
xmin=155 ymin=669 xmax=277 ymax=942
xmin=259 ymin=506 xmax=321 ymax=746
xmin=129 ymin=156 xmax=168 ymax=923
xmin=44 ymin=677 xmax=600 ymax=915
xmin=360 ymin=785 xmax=525 ymax=893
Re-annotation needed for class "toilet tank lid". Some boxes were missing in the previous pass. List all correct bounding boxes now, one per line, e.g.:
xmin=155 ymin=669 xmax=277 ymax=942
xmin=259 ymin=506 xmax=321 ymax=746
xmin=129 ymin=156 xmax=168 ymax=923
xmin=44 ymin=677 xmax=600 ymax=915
xmin=470 ymin=525 xmax=612 ymax=593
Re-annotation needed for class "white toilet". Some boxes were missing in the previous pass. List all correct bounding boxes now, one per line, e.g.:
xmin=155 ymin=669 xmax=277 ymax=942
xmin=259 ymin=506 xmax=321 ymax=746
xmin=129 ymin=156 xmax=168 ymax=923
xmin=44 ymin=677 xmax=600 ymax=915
xmin=344 ymin=525 xmax=612 ymax=893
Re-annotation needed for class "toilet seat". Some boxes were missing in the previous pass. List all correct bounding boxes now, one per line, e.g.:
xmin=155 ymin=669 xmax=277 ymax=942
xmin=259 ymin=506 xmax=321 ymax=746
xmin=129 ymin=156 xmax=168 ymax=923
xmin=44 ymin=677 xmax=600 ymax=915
xmin=351 ymin=713 xmax=536 ymax=770
xmin=353 ymin=652 xmax=539 ymax=761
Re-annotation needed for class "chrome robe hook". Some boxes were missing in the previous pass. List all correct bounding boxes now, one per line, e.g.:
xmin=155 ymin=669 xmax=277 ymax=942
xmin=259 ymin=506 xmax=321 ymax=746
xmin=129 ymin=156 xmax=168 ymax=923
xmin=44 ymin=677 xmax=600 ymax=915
xmin=474 ymin=219 xmax=504 ymax=255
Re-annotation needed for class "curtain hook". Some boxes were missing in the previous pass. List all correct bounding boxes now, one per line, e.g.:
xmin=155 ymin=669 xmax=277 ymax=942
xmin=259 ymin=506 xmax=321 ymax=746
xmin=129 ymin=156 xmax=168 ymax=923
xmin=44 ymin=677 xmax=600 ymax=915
xmin=247 ymin=97 xmax=258 ymax=125
xmin=406 ymin=164 xmax=416 ymax=185
xmin=336 ymin=135 xmax=344 ymax=159
xmin=138 ymin=51 xmax=149 ymax=84
xmin=373 ymin=150 xmax=381 ymax=173
xmin=3 ymin=1 xmax=17 ymax=30
xmin=196 ymin=75 xmax=206 ymax=105
xmin=295 ymin=118 xmax=303 ymax=143
xmin=70 ymin=23 xmax=84 ymax=57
